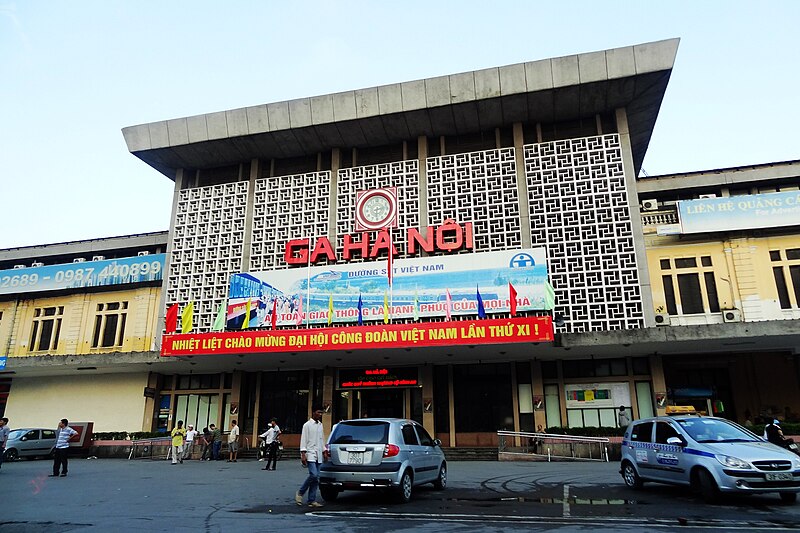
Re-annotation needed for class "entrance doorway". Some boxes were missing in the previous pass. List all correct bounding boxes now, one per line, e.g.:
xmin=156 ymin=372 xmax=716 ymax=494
xmin=357 ymin=389 xmax=405 ymax=419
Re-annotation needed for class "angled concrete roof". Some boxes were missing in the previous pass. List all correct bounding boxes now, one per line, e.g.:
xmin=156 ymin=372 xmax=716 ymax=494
xmin=638 ymin=159 xmax=800 ymax=193
xmin=123 ymin=39 xmax=679 ymax=179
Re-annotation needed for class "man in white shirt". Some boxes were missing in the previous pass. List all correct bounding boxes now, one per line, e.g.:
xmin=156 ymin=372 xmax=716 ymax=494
xmin=227 ymin=420 xmax=240 ymax=462
xmin=260 ymin=418 xmax=281 ymax=471
xmin=0 ymin=417 xmax=10 ymax=470
xmin=183 ymin=424 xmax=198 ymax=459
xmin=50 ymin=418 xmax=78 ymax=477
xmin=295 ymin=407 xmax=328 ymax=507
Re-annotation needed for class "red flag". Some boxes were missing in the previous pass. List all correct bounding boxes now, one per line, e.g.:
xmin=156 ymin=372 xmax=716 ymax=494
xmin=165 ymin=303 xmax=179 ymax=333
xmin=296 ymin=294 xmax=303 ymax=326
xmin=271 ymin=298 xmax=278 ymax=329
xmin=509 ymin=283 xmax=518 ymax=317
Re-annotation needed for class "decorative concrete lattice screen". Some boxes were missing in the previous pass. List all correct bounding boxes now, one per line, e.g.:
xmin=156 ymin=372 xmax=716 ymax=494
xmin=336 ymin=160 xmax=420 ymax=263
xmin=168 ymin=182 xmax=248 ymax=332
xmin=524 ymin=134 xmax=644 ymax=333
xmin=250 ymin=172 xmax=331 ymax=271
xmin=427 ymin=148 xmax=522 ymax=253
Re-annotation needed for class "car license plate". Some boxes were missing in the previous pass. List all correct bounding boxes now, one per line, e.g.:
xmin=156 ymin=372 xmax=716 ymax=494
xmin=765 ymin=472 xmax=793 ymax=481
xmin=348 ymin=452 xmax=364 ymax=465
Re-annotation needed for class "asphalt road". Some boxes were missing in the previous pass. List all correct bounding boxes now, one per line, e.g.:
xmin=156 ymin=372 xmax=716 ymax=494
xmin=1 ymin=457 xmax=799 ymax=532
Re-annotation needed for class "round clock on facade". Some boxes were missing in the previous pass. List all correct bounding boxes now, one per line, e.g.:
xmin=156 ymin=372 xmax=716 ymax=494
xmin=355 ymin=188 xmax=398 ymax=231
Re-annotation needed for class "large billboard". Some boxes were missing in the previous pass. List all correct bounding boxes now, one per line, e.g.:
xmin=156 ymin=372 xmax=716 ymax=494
xmin=225 ymin=248 xmax=552 ymax=328
xmin=0 ymin=254 xmax=166 ymax=295
xmin=678 ymin=191 xmax=800 ymax=234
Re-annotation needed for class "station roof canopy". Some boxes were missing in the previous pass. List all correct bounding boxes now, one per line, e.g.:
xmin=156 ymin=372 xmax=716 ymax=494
xmin=123 ymin=39 xmax=679 ymax=179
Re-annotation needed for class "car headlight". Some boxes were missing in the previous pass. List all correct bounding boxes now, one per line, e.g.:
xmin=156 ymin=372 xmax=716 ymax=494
xmin=794 ymin=458 xmax=800 ymax=470
xmin=715 ymin=454 xmax=752 ymax=469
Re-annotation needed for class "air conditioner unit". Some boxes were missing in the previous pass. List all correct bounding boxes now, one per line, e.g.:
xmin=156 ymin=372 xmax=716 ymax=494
xmin=699 ymin=194 xmax=717 ymax=199
xmin=722 ymin=309 xmax=741 ymax=323
xmin=13 ymin=264 xmax=26 ymax=269
xmin=641 ymin=199 xmax=659 ymax=211
xmin=654 ymin=313 xmax=671 ymax=326
xmin=31 ymin=262 xmax=44 ymax=268
xmin=92 ymin=255 xmax=105 ymax=262
xmin=73 ymin=258 xmax=86 ymax=263
xmin=137 ymin=251 xmax=150 ymax=256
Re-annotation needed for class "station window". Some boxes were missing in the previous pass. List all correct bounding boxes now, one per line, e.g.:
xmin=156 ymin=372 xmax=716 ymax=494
xmin=29 ymin=306 xmax=64 ymax=352
xmin=91 ymin=301 xmax=128 ymax=348
xmin=770 ymin=248 xmax=800 ymax=309
xmin=660 ymin=256 xmax=720 ymax=315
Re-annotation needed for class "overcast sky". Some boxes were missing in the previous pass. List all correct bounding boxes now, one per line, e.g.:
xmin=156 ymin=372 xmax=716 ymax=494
xmin=2 ymin=1 xmax=798 ymax=249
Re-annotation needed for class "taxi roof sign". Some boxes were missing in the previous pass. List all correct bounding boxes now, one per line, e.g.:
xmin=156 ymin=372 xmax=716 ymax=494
xmin=665 ymin=405 xmax=697 ymax=415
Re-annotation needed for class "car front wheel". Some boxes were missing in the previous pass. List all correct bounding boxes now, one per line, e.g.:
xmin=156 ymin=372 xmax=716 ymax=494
xmin=696 ymin=469 xmax=720 ymax=504
xmin=433 ymin=463 xmax=447 ymax=490
xmin=621 ymin=461 xmax=642 ymax=489
xmin=395 ymin=470 xmax=413 ymax=503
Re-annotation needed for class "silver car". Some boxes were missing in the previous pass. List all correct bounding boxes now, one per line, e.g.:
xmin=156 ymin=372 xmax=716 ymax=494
xmin=620 ymin=415 xmax=800 ymax=503
xmin=4 ymin=428 xmax=57 ymax=461
xmin=319 ymin=418 xmax=447 ymax=503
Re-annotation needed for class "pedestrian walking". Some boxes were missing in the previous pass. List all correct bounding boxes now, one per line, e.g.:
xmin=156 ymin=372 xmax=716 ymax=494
xmin=295 ymin=407 xmax=328 ymax=508
xmin=210 ymin=424 xmax=222 ymax=460
xmin=227 ymin=420 xmax=240 ymax=462
xmin=171 ymin=420 xmax=186 ymax=464
xmin=0 ymin=417 xmax=10 ymax=471
xmin=50 ymin=419 xmax=78 ymax=477
xmin=183 ymin=424 xmax=197 ymax=459
xmin=260 ymin=418 xmax=281 ymax=471
xmin=200 ymin=426 xmax=212 ymax=461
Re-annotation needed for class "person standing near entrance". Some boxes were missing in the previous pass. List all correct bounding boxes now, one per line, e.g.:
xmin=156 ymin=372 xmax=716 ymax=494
xmin=171 ymin=420 xmax=186 ymax=465
xmin=295 ymin=407 xmax=328 ymax=508
xmin=200 ymin=426 xmax=212 ymax=461
xmin=50 ymin=419 xmax=77 ymax=477
xmin=210 ymin=424 xmax=222 ymax=460
xmin=0 ymin=418 xmax=10 ymax=471
xmin=227 ymin=420 xmax=240 ymax=462
xmin=260 ymin=418 xmax=281 ymax=471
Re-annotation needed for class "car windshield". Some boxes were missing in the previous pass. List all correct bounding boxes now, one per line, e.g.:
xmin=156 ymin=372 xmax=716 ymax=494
xmin=676 ymin=418 xmax=759 ymax=443
xmin=8 ymin=429 xmax=26 ymax=440
xmin=329 ymin=421 xmax=389 ymax=444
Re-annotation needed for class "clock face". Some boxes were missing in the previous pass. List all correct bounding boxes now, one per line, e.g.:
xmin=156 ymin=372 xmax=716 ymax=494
xmin=363 ymin=195 xmax=391 ymax=223
xmin=355 ymin=188 xmax=398 ymax=231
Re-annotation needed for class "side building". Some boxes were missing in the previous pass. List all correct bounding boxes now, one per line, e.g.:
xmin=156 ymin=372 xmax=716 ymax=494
xmin=0 ymin=233 xmax=168 ymax=431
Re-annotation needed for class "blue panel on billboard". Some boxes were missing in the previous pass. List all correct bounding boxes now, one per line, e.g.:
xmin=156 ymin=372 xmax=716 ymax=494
xmin=678 ymin=191 xmax=800 ymax=234
xmin=0 ymin=254 xmax=166 ymax=295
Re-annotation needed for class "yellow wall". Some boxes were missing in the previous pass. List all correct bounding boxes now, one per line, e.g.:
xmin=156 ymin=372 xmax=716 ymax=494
xmin=646 ymin=234 xmax=800 ymax=321
xmin=2 ymin=286 xmax=160 ymax=358
xmin=4 ymin=373 xmax=150 ymax=432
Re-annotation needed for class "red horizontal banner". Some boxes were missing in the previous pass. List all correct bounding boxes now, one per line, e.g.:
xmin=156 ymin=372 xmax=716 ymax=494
xmin=161 ymin=316 xmax=553 ymax=356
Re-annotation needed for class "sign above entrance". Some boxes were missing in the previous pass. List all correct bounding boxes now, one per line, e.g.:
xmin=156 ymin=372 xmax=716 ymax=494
xmin=161 ymin=316 xmax=554 ymax=356
xmin=337 ymin=367 xmax=419 ymax=389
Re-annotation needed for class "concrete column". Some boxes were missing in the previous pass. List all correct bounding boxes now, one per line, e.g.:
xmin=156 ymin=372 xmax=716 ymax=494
xmin=251 ymin=371 xmax=262 ymax=447
xmin=328 ymin=149 xmax=341 ymax=242
xmin=241 ymin=159 xmax=261 ymax=271
xmin=531 ymin=360 xmax=547 ymax=430
xmin=421 ymin=364 xmax=434 ymax=436
xmin=510 ymin=362 xmax=521 ymax=446
xmin=650 ymin=354 xmax=667 ymax=417
xmin=512 ymin=122 xmax=532 ymax=248
xmin=141 ymin=372 xmax=159 ymax=431
xmin=231 ymin=371 xmax=243 ymax=428
xmin=322 ymin=367 xmax=335 ymax=435
xmin=448 ymin=364 xmax=456 ymax=447
xmin=418 ymin=136 xmax=429 ymax=229
xmin=156 ymin=168 xmax=187 ymax=350
xmin=615 ymin=107 xmax=656 ymax=326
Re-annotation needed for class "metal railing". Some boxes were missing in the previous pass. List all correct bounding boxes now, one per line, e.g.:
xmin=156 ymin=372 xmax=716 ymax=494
xmin=497 ymin=431 xmax=610 ymax=462
xmin=128 ymin=437 xmax=172 ymax=460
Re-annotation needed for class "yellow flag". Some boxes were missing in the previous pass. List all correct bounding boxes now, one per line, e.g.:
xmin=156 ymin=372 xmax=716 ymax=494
xmin=241 ymin=298 xmax=251 ymax=330
xmin=327 ymin=294 xmax=334 ymax=325
xmin=383 ymin=291 xmax=389 ymax=324
xmin=181 ymin=301 xmax=194 ymax=334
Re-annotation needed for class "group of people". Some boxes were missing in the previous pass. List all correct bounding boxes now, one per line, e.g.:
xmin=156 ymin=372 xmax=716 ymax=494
xmin=169 ymin=420 xmax=236 ymax=463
